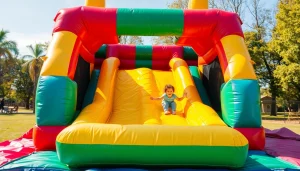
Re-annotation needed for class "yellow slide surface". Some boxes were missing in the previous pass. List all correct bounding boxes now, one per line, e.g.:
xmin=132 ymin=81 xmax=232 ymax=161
xmin=73 ymin=57 xmax=225 ymax=126
xmin=57 ymin=57 xmax=248 ymax=168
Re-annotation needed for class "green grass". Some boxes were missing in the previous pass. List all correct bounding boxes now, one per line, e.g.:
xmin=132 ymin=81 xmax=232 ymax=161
xmin=0 ymin=108 xmax=35 ymax=142
xmin=0 ymin=111 xmax=299 ymax=142
xmin=262 ymin=120 xmax=300 ymax=134
xmin=261 ymin=112 xmax=300 ymax=121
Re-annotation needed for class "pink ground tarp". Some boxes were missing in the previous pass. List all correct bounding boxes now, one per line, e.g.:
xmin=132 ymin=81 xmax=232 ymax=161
xmin=0 ymin=128 xmax=35 ymax=166
xmin=265 ymin=127 xmax=300 ymax=166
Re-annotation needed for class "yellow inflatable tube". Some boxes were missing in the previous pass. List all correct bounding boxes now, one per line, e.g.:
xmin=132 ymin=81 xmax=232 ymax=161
xmin=73 ymin=57 xmax=120 ymax=124
xmin=170 ymin=58 xmax=225 ymax=126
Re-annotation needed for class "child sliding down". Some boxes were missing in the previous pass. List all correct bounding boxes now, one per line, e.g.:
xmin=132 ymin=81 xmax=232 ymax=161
xmin=150 ymin=84 xmax=187 ymax=115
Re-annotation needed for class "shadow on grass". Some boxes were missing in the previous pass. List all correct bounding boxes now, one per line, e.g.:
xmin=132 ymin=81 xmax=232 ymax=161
xmin=0 ymin=112 xmax=34 ymax=115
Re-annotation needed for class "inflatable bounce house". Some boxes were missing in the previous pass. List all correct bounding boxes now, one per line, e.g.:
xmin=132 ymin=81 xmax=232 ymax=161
xmin=1 ymin=0 xmax=300 ymax=170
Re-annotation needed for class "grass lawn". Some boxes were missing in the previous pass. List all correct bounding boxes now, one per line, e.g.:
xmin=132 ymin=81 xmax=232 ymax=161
xmin=0 ymin=108 xmax=35 ymax=142
xmin=262 ymin=120 xmax=300 ymax=134
xmin=0 ymin=111 xmax=299 ymax=142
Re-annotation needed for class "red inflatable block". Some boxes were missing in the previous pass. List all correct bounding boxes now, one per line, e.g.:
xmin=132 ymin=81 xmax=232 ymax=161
xmin=53 ymin=7 xmax=118 ymax=57
xmin=107 ymin=44 xmax=136 ymax=60
xmin=235 ymin=127 xmax=265 ymax=150
xmin=152 ymin=60 xmax=171 ymax=70
xmin=33 ymin=125 xmax=66 ymax=151
xmin=152 ymin=45 xmax=183 ymax=59
xmin=185 ymin=60 xmax=198 ymax=66
xmin=95 ymin=58 xmax=104 ymax=70
xmin=178 ymin=9 xmax=243 ymax=65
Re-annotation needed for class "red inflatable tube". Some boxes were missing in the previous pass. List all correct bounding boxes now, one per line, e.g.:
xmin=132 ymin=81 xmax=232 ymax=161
xmin=54 ymin=7 xmax=244 ymax=66
xmin=152 ymin=46 xmax=183 ymax=60
xmin=94 ymin=58 xmax=104 ymax=69
xmin=186 ymin=60 xmax=198 ymax=66
xmin=96 ymin=58 xmax=136 ymax=70
xmin=152 ymin=60 xmax=172 ymax=70
xmin=33 ymin=126 xmax=66 ymax=151
xmin=53 ymin=7 xmax=118 ymax=55
xmin=80 ymin=44 xmax=95 ymax=63
xmin=178 ymin=10 xmax=243 ymax=65
xmin=215 ymin=41 xmax=228 ymax=74
xmin=235 ymin=127 xmax=265 ymax=150
xmin=107 ymin=45 xmax=136 ymax=60
xmin=182 ymin=9 xmax=243 ymax=40
xmin=198 ymin=47 xmax=218 ymax=65
xmin=119 ymin=59 xmax=136 ymax=69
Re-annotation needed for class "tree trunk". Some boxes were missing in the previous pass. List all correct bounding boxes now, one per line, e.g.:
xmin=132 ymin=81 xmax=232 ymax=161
xmin=270 ymin=93 xmax=277 ymax=116
xmin=32 ymin=65 xmax=41 ymax=114
xmin=33 ymin=77 xmax=37 ymax=114
xmin=25 ymin=96 xmax=30 ymax=109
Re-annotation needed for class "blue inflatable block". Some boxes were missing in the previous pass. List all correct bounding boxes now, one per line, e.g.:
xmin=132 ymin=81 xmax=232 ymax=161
xmin=221 ymin=80 xmax=261 ymax=128
xmin=189 ymin=66 xmax=211 ymax=107
xmin=36 ymin=76 xmax=77 ymax=126
xmin=82 ymin=70 xmax=100 ymax=109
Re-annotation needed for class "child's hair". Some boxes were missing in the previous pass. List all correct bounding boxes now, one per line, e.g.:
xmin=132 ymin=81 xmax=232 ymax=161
xmin=164 ymin=84 xmax=175 ymax=92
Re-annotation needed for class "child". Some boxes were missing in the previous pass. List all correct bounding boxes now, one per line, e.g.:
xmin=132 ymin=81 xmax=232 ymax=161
xmin=150 ymin=84 xmax=187 ymax=115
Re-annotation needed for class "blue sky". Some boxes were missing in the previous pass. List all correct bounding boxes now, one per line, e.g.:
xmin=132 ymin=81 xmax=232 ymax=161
xmin=0 ymin=0 xmax=277 ymax=56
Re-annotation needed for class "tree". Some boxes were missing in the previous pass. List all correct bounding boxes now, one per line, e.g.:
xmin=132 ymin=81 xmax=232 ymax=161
xmin=168 ymin=0 xmax=188 ymax=9
xmin=271 ymin=0 xmax=300 ymax=106
xmin=119 ymin=36 xmax=143 ymax=45
xmin=22 ymin=44 xmax=45 ymax=113
xmin=152 ymin=36 xmax=177 ymax=45
xmin=14 ymin=59 xmax=34 ymax=109
xmin=209 ymin=0 xmax=246 ymax=18
xmin=0 ymin=29 xmax=18 ymax=60
xmin=0 ymin=58 xmax=19 ymax=97
xmin=243 ymin=0 xmax=280 ymax=116
xmin=0 ymin=29 xmax=19 ymax=98
xmin=40 ymin=41 xmax=50 ymax=51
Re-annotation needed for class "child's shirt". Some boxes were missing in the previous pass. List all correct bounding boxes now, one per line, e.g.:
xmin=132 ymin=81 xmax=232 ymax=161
xmin=162 ymin=93 xmax=178 ymax=102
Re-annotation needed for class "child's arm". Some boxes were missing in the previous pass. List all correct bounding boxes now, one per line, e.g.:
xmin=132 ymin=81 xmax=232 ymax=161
xmin=150 ymin=95 xmax=164 ymax=100
xmin=176 ymin=92 xmax=187 ymax=101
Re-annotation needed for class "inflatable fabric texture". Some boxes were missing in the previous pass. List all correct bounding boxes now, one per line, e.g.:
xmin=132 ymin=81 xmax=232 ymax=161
xmin=33 ymin=126 xmax=66 ymax=151
xmin=32 ymin=5 xmax=264 ymax=169
xmin=82 ymin=69 xmax=100 ymax=108
xmin=117 ymin=9 xmax=184 ymax=36
xmin=2 ymin=151 xmax=299 ymax=171
xmin=95 ymin=45 xmax=199 ymax=70
xmin=56 ymin=58 xmax=249 ymax=168
xmin=57 ymin=124 xmax=248 ymax=167
xmin=189 ymin=66 xmax=211 ymax=107
xmin=221 ymin=80 xmax=261 ymax=128
xmin=35 ymin=76 xmax=77 ymax=126
xmin=235 ymin=127 xmax=265 ymax=150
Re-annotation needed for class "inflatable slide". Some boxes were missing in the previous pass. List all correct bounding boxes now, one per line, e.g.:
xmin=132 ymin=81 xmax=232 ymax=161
xmin=33 ymin=0 xmax=264 ymax=167
xmin=3 ymin=0 xmax=299 ymax=170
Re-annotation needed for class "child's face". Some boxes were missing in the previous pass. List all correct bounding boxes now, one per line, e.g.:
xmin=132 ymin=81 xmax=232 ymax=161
xmin=166 ymin=88 xmax=174 ymax=97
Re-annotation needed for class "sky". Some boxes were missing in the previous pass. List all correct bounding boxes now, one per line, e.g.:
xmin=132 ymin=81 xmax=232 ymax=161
xmin=0 ymin=0 xmax=278 ymax=56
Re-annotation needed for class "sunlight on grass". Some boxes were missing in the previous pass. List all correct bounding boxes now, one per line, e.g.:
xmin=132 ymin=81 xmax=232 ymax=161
xmin=262 ymin=120 xmax=300 ymax=134
xmin=0 ymin=113 xmax=35 ymax=142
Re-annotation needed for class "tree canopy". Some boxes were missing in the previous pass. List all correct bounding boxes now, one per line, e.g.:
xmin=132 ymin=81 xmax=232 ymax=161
xmin=272 ymin=0 xmax=300 ymax=101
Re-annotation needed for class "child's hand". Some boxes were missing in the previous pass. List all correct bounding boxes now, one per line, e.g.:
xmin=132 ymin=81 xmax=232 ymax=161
xmin=184 ymin=92 xmax=188 ymax=98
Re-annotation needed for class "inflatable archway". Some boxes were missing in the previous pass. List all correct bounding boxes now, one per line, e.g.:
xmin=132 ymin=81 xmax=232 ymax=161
xmin=31 ymin=0 xmax=265 ymax=168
